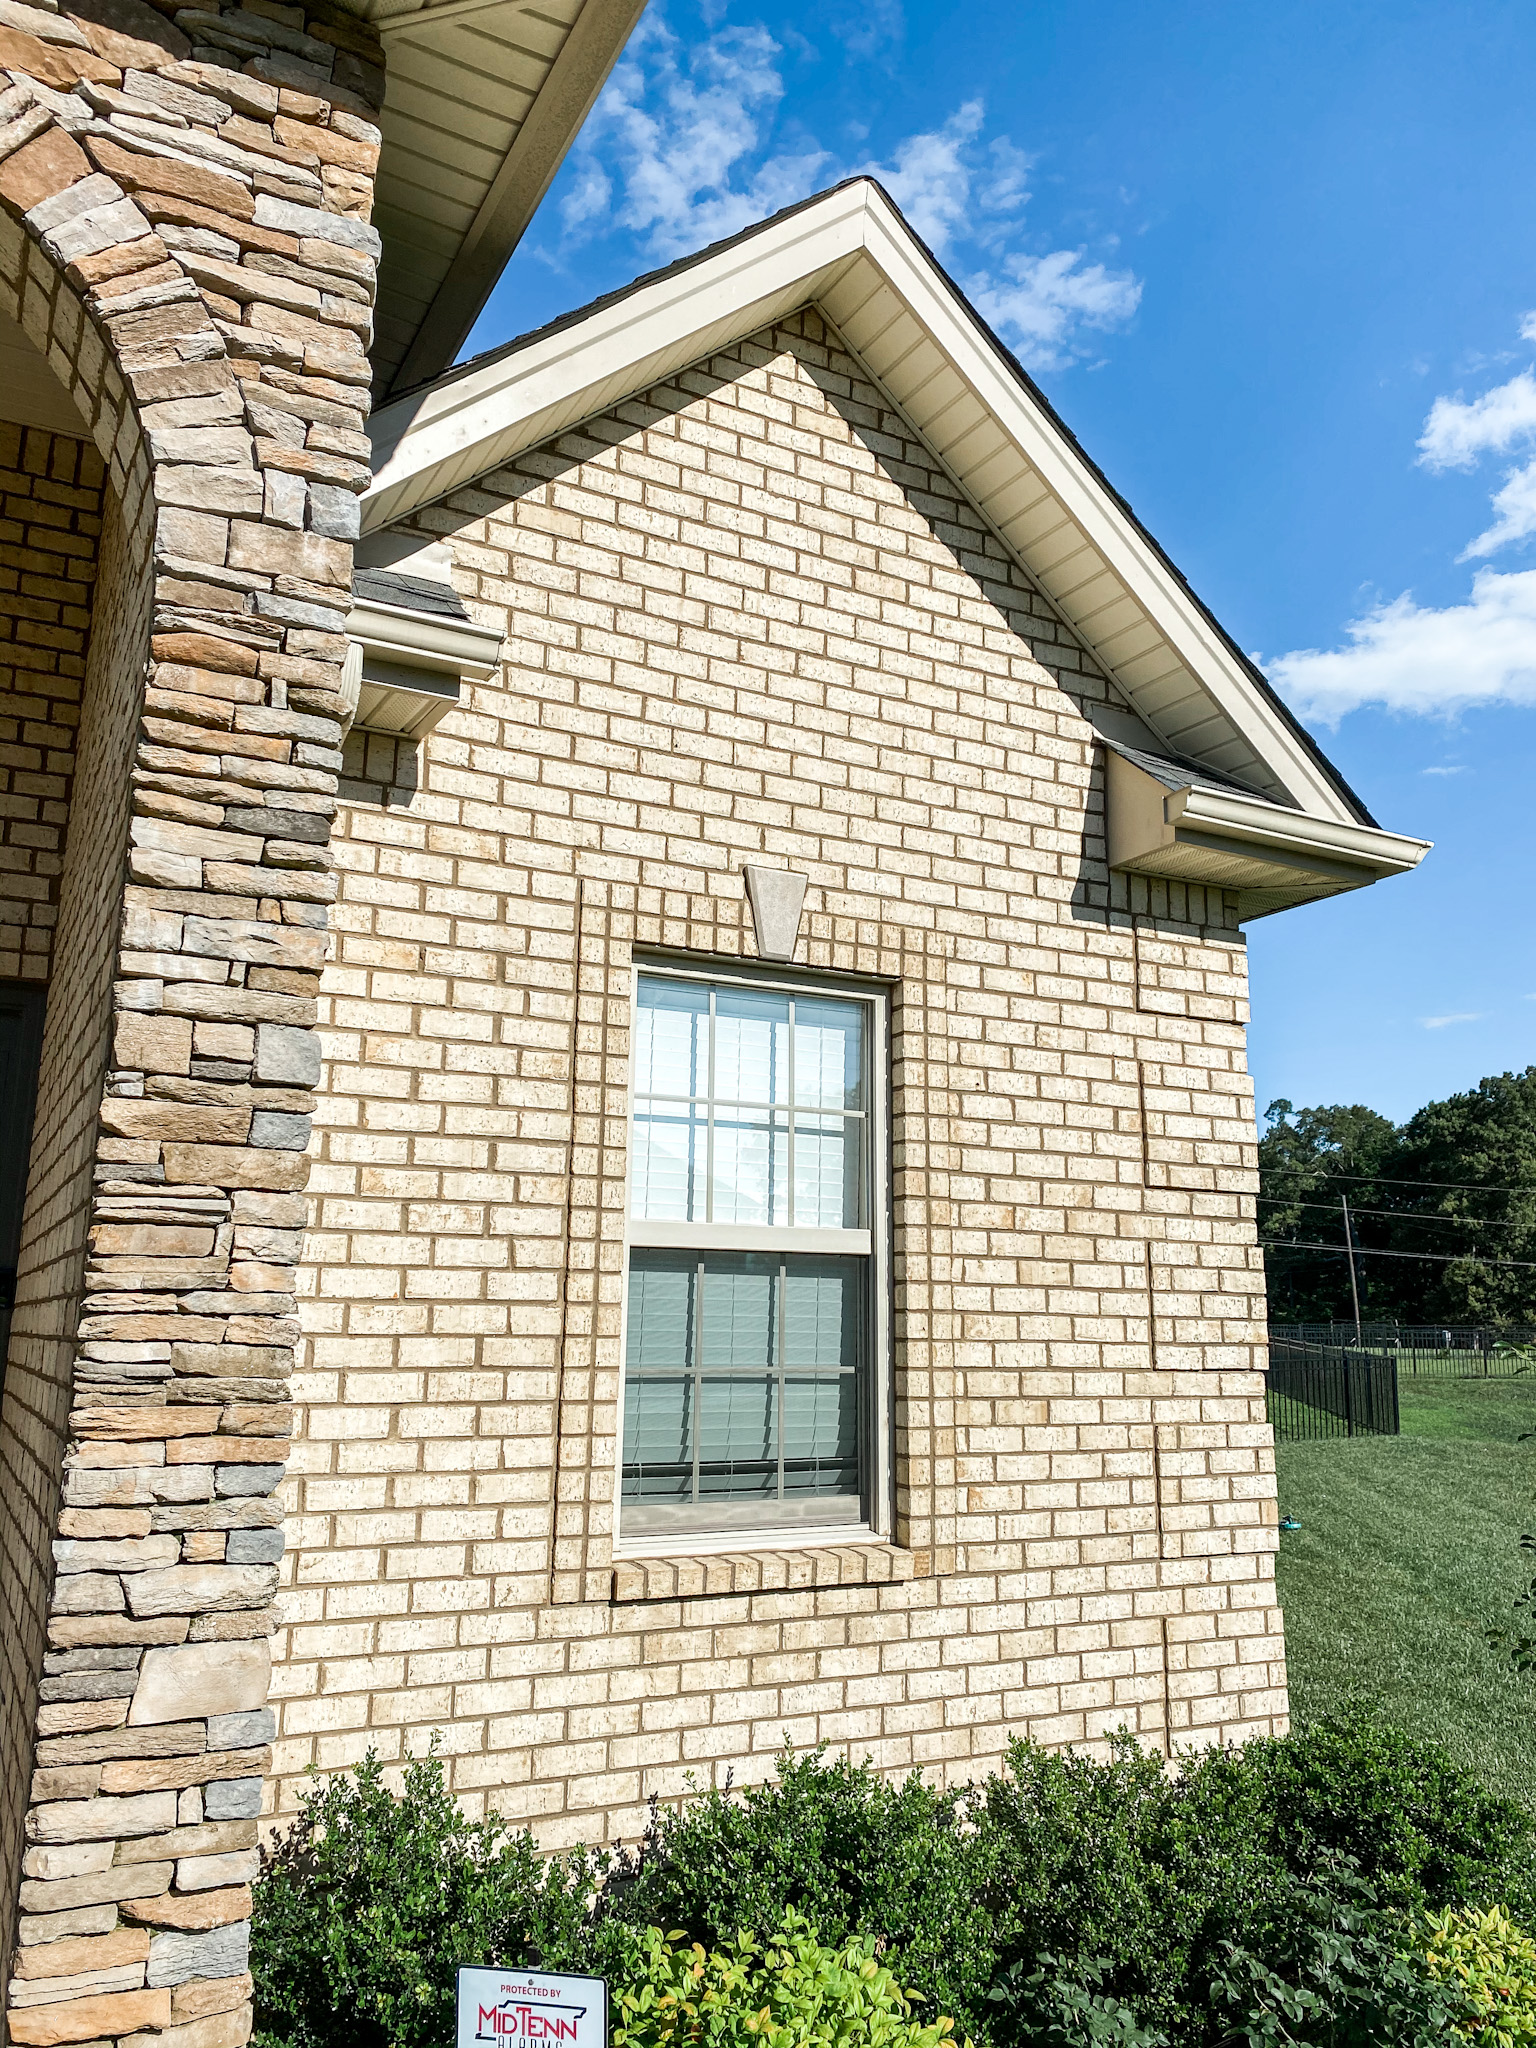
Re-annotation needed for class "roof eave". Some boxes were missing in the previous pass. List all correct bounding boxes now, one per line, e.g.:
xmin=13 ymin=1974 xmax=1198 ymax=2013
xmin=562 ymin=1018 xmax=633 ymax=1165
xmin=353 ymin=0 xmax=647 ymax=395
xmin=362 ymin=178 xmax=1403 ymax=838
xmin=1105 ymin=747 xmax=1430 ymax=921
xmin=382 ymin=0 xmax=648 ymax=395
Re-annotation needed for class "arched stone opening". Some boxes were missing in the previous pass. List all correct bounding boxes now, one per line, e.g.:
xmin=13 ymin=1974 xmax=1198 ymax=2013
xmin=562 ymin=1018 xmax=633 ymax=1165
xmin=0 ymin=237 xmax=157 ymax=2006
xmin=0 ymin=3 xmax=385 ymax=2030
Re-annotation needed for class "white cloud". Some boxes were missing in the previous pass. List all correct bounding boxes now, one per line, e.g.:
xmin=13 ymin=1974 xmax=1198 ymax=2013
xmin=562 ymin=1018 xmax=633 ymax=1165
xmin=1461 ymin=458 xmax=1536 ymax=558
xmin=1268 ymin=318 xmax=1536 ymax=723
xmin=1420 ymin=1013 xmax=1485 ymax=1029
xmin=560 ymin=17 xmax=830 ymax=262
xmin=1421 ymin=764 xmax=1469 ymax=775
xmin=825 ymin=0 xmax=903 ymax=59
xmin=873 ymin=98 xmax=986 ymax=253
xmin=1267 ymin=569 xmax=1536 ymax=724
xmin=861 ymin=102 xmax=1139 ymax=370
xmin=1417 ymin=367 xmax=1536 ymax=471
xmin=558 ymin=15 xmax=1139 ymax=374
xmin=970 ymin=250 xmax=1142 ymax=370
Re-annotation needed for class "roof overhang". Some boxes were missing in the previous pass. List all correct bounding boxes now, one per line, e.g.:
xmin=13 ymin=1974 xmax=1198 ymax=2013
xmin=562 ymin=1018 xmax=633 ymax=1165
xmin=347 ymin=591 xmax=504 ymax=680
xmin=342 ymin=573 xmax=505 ymax=738
xmin=363 ymin=178 xmax=1410 ymax=839
xmin=1105 ymin=747 xmax=1429 ymax=919
xmin=345 ymin=0 xmax=646 ymax=395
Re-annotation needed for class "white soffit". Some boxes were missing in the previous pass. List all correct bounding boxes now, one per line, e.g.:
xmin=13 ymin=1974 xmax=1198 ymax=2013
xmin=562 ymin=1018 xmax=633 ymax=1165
xmin=346 ymin=0 xmax=647 ymax=395
xmin=364 ymin=179 xmax=1369 ymax=825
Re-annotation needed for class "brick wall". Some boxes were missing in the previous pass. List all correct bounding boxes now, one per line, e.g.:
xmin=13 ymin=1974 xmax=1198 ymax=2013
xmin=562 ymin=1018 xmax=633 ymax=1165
xmin=275 ymin=308 xmax=1285 ymax=1849
xmin=0 ymin=425 xmax=103 ymax=983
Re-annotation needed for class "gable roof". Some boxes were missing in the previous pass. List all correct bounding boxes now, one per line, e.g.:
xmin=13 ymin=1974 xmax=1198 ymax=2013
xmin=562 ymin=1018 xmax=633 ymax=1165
xmin=362 ymin=178 xmax=1396 ymax=834
xmin=345 ymin=0 xmax=646 ymax=396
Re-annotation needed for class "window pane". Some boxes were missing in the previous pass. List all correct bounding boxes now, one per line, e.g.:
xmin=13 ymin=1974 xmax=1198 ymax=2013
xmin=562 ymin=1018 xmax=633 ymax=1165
xmin=782 ymin=1374 xmax=859 ymax=1497
xmin=635 ymin=976 xmax=707 ymax=1098
xmin=626 ymin=1251 xmax=695 ymax=1368
xmin=622 ymin=1377 xmax=693 ymax=1500
xmin=622 ymin=1254 xmax=696 ymax=1503
xmin=793 ymin=997 xmax=864 ymax=1109
xmin=793 ymin=1114 xmax=860 ymax=1229
xmin=715 ymin=987 xmax=789 ymax=1105
xmin=783 ymin=1257 xmax=862 ymax=1370
xmin=630 ymin=1107 xmax=704 ymax=1221
xmin=698 ymin=1375 xmax=777 ymax=1499
xmin=712 ymin=1111 xmax=789 ymax=1225
xmin=699 ymin=1253 xmax=776 ymax=1371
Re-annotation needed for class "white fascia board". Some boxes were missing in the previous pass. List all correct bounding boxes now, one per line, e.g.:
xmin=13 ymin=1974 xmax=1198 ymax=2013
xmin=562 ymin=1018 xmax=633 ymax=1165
xmin=362 ymin=179 xmax=1377 ymax=829
xmin=347 ymin=594 xmax=504 ymax=679
xmin=1166 ymin=786 xmax=1430 ymax=880
xmin=365 ymin=183 xmax=873 ymax=522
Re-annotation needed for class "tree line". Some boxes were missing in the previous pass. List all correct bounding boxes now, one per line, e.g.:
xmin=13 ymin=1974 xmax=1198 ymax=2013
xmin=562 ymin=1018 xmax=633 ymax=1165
xmin=1259 ymin=1068 xmax=1536 ymax=1328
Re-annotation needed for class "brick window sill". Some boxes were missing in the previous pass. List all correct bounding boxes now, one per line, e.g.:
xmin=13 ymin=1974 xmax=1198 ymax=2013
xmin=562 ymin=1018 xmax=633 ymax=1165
xmin=610 ymin=1542 xmax=917 ymax=1604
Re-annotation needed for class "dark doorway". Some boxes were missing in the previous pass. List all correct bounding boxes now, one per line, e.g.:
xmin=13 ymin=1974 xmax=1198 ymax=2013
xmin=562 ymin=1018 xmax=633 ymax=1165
xmin=0 ymin=984 xmax=45 ymax=1386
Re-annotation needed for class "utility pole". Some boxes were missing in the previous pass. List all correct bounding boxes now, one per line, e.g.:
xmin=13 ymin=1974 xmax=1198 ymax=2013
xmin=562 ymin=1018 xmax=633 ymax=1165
xmin=1341 ymin=1192 xmax=1362 ymax=1345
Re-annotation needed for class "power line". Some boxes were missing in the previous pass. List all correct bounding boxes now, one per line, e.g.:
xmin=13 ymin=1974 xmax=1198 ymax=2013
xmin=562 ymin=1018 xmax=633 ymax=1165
xmin=1255 ymin=1196 xmax=1532 ymax=1232
xmin=1259 ymin=1237 xmax=1536 ymax=1271
xmin=1261 ymin=1167 xmax=1535 ymax=1196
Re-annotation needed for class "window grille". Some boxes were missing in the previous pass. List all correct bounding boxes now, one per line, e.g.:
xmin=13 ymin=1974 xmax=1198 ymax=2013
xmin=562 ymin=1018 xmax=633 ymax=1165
xmin=620 ymin=969 xmax=883 ymax=1539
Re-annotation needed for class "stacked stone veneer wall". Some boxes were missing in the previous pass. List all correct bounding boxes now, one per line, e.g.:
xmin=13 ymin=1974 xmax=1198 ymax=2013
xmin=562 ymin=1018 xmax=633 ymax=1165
xmin=0 ymin=424 xmax=104 ymax=982
xmin=275 ymin=308 xmax=1286 ymax=1849
xmin=0 ymin=2 xmax=383 ymax=2043
xmin=1 ymin=481 xmax=152 ymax=2008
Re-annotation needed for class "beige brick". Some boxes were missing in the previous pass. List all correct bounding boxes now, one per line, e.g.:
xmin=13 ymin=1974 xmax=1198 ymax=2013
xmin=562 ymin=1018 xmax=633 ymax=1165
xmin=263 ymin=308 xmax=1285 ymax=1854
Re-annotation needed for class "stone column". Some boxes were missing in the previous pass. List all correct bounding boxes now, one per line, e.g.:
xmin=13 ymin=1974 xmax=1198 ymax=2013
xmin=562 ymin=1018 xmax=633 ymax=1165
xmin=0 ymin=3 xmax=382 ymax=2044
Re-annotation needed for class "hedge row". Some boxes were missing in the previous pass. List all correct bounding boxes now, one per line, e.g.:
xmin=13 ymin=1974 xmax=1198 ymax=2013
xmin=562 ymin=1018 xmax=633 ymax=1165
xmin=251 ymin=1723 xmax=1536 ymax=2048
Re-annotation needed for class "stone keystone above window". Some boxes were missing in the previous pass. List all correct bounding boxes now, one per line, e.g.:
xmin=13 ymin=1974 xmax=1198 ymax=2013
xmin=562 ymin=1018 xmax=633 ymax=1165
xmin=743 ymin=866 xmax=808 ymax=961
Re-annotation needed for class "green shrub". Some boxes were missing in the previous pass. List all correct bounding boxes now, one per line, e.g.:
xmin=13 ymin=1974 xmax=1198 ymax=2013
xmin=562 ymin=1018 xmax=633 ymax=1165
xmin=982 ymin=1869 xmax=1463 ymax=2047
xmin=609 ymin=1909 xmax=961 ymax=2048
xmin=1207 ymin=1865 xmax=1463 ymax=2048
xmin=970 ymin=1721 xmax=1536 ymax=2046
xmin=1225 ymin=1720 xmax=1536 ymax=1915
xmin=987 ymin=1952 xmax=1172 ymax=2047
xmin=1412 ymin=1903 xmax=1536 ymax=2045
xmin=251 ymin=1749 xmax=591 ymax=2048
xmin=251 ymin=1720 xmax=1536 ymax=2048
xmin=596 ymin=1745 xmax=999 ymax=2023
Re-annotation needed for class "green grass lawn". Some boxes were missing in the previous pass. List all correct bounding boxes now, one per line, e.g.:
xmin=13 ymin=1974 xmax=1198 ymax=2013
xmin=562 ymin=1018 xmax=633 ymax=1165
xmin=1275 ymin=1374 xmax=1536 ymax=1808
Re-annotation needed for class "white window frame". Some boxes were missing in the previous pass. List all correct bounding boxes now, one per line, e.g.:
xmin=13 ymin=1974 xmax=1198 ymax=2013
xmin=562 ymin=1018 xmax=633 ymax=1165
xmin=615 ymin=956 xmax=892 ymax=1557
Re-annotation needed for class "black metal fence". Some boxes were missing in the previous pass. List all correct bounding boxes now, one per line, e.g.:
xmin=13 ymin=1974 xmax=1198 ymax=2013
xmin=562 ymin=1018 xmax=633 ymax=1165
xmin=1265 ymin=1339 xmax=1401 ymax=1442
xmin=1271 ymin=1325 xmax=1536 ymax=1379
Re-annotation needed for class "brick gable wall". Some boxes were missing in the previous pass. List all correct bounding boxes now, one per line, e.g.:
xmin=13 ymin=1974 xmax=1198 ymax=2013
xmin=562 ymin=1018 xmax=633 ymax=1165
xmin=275 ymin=307 xmax=1286 ymax=1848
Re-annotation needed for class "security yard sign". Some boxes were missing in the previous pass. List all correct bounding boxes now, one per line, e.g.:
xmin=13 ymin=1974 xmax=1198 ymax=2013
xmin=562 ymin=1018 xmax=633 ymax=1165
xmin=457 ymin=1966 xmax=608 ymax=2048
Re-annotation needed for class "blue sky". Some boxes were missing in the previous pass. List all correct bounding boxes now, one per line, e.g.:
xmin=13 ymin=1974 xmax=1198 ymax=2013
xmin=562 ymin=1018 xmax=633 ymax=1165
xmin=465 ymin=0 xmax=1536 ymax=1127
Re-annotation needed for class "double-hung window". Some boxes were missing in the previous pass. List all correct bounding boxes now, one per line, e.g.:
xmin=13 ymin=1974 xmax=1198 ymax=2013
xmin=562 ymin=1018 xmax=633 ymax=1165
xmin=620 ymin=966 xmax=886 ymax=1542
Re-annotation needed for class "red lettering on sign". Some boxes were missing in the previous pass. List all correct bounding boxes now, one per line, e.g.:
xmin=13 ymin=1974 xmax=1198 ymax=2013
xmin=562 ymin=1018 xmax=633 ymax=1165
xmin=475 ymin=1997 xmax=587 ymax=2042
